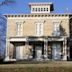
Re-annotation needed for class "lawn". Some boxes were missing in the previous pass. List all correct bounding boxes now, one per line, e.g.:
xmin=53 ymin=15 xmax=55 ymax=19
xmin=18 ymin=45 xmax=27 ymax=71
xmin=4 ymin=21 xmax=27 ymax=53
xmin=0 ymin=61 xmax=72 ymax=72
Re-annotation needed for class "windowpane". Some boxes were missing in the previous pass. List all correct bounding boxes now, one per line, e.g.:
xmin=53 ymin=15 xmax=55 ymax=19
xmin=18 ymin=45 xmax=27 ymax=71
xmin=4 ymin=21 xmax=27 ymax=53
xmin=36 ymin=8 xmax=37 ymax=11
xmin=41 ymin=8 xmax=43 ymax=11
xmin=53 ymin=22 xmax=60 ymax=36
xmin=47 ymin=8 xmax=48 ymax=11
xmin=16 ymin=22 xmax=23 ymax=36
xmin=35 ymin=23 xmax=43 ymax=36
xmin=44 ymin=8 xmax=46 ymax=11
xmin=38 ymin=8 xmax=40 ymax=11
xmin=32 ymin=8 xmax=35 ymax=11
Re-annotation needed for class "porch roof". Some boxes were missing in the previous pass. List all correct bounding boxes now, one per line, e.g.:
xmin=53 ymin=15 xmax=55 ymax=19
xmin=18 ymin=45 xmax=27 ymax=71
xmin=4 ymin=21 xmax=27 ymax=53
xmin=9 ymin=36 xmax=65 ymax=42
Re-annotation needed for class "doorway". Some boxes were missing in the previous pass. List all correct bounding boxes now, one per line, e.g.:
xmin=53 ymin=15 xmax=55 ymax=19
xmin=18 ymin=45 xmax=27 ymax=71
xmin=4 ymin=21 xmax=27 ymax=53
xmin=52 ymin=43 xmax=61 ymax=60
xmin=15 ymin=43 xmax=24 ymax=60
xmin=35 ymin=45 xmax=42 ymax=59
xmin=33 ymin=42 xmax=44 ymax=60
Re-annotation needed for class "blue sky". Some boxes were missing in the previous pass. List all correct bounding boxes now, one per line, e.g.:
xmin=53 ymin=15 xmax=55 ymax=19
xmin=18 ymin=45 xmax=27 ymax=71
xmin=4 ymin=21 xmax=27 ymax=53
xmin=0 ymin=0 xmax=72 ymax=14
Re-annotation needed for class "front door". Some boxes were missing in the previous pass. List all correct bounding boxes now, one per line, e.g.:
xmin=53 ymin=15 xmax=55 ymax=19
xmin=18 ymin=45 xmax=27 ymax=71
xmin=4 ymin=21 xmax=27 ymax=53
xmin=15 ymin=44 xmax=24 ymax=60
xmin=52 ymin=43 xmax=61 ymax=60
xmin=35 ymin=46 xmax=42 ymax=60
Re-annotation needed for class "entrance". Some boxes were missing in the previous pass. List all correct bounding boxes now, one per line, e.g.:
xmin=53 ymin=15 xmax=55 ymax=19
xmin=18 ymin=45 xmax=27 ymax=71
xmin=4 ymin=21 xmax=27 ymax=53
xmin=52 ymin=43 xmax=61 ymax=60
xmin=33 ymin=42 xmax=44 ymax=60
xmin=35 ymin=46 xmax=42 ymax=60
xmin=15 ymin=43 xmax=24 ymax=60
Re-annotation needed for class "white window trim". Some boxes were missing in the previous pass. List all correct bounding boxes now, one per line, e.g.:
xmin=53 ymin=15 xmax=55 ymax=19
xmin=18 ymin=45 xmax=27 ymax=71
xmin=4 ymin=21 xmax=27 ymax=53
xmin=52 ymin=21 xmax=61 ymax=36
xmin=35 ymin=22 xmax=43 ymax=36
xmin=16 ymin=22 xmax=23 ymax=36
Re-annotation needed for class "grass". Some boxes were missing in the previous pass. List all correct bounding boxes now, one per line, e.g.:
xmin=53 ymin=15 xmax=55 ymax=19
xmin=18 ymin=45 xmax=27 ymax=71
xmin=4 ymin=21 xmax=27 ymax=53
xmin=0 ymin=61 xmax=72 ymax=72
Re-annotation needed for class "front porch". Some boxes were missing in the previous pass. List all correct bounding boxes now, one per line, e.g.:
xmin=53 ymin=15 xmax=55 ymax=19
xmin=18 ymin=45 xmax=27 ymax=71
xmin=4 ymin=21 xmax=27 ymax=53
xmin=4 ymin=36 xmax=68 ymax=61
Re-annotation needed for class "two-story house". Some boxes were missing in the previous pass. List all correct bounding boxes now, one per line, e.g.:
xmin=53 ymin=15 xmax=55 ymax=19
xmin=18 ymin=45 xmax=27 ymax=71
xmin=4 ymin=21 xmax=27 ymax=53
xmin=4 ymin=2 xmax=72 ymax=61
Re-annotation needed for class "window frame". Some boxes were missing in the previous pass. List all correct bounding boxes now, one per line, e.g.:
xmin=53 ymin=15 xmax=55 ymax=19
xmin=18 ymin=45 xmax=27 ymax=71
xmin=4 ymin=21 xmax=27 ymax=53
xmin=53 ymin=22 xmax=60 ymax=36
xmin=35 ymin=22 xmax=43 ymax=36
xmin=16 ymin=22 xmax=23 ymax=36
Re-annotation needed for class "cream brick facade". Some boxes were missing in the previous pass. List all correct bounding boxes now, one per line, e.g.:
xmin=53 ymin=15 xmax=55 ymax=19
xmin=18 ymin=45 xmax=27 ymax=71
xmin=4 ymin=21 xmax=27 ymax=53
xmin=6 ymin=15 xmax=69 ymax=37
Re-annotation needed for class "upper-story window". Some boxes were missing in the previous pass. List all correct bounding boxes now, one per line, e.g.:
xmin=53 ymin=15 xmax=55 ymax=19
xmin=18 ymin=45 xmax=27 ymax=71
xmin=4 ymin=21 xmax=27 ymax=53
xmin=16 ymin=22 xmax=23 ymax=36
xmin=35 ymin=22 xmax=43 ymax=36
xmin=53 ymin=22 xmax=60 ymax=36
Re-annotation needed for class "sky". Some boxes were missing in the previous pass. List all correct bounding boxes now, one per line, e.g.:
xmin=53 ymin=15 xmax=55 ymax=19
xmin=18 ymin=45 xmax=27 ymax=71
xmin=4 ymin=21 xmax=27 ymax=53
xmin=0 ymin=0 xmax=72 ymax=14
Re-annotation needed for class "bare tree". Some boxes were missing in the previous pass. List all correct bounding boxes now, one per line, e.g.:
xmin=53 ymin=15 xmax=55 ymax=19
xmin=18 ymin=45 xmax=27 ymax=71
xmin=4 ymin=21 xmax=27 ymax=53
xmin=0 ymin=15 xmax=6 ymax=60
xmin=0 ymin=0 xmax=15 ymax=6
xmin=0 ymin=0 xmax=15 ymax=61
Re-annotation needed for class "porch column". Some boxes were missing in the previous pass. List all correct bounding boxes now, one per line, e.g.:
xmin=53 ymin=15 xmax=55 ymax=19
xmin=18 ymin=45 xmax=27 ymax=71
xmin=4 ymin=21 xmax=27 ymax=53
xmin=67 ymin=46 xmax=70 ymax=60
xmin=63 ymin=37 xmax=67 ymax=60
xmin=9 ymin=43 xmax=14 ymax=59
xmin=44 ymin=38 xmax=48 ymax=60
xmin=4 ymin=39 xmax=10 ymax=61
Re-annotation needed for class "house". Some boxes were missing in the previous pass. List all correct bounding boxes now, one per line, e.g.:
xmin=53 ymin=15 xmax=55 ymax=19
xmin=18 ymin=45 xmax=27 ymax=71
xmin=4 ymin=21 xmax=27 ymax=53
xmin=4 ymin=2 xmax=72 ymax=61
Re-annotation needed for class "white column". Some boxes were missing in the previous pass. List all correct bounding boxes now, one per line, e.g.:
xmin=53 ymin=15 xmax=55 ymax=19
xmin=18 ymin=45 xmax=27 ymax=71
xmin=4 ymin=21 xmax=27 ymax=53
xmin=4 ymin=38 xmax=10 ymax=61
xmin=63 ymin=37 xmax=67 ymax=60
xmin=44 ymin=38 xmax=48 ymax=60
xmin=67 ymin=47 xmax=70 ymax=60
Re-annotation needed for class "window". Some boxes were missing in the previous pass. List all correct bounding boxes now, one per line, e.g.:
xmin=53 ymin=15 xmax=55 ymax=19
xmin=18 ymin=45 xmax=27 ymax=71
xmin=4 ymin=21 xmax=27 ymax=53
xmin=38 ymin=8 xmax=40 ymax=11
xmin=47 ymin=8 xmax=48 ymax=11
xmin=32 ymin=8 xmax=35 ymax=11
xmin=16 ymin=22 xmax=23 ymax=36
xmin=36 ymin=8 xmax=37 ymax=11
xmin=41 ymin=8 xmax=43 ymax=11
xmin=44 ymin=8 xmax=46 ymax=11
xmin=53 ymin=22 xmax=60 ymax=36
xmin=35 ymin=22 xmax=43 ymax=36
